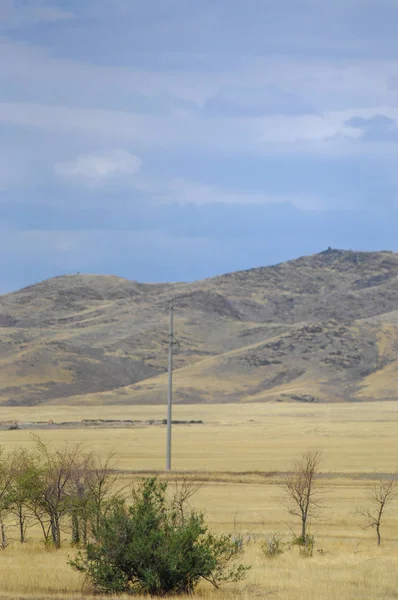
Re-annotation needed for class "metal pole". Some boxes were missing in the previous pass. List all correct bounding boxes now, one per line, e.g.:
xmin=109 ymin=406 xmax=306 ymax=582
xmin=166 ymin=299 xmax=173 ymax=471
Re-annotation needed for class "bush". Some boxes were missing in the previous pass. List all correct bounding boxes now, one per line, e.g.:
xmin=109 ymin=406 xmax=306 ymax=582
xmin=292 ymin=534 xmax=315 ymax=557
xmin=70 ymin=477 xmax=249 ymax=595
xmin=261 ymin=533 xmax=285 ymax=558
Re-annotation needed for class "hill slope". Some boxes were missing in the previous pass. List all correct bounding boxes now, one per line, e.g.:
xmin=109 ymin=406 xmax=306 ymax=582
xmin=2 ymin=248 xmax=398 ymax=405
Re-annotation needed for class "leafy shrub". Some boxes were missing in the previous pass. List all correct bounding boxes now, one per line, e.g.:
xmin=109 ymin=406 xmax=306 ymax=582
xmin=70 ymin=477 xmax=249 ymax=595
xmin=261 ymin=532 xmax=285 ymax=558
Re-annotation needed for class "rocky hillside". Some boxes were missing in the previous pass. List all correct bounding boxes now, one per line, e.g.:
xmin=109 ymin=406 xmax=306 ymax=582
xmin=2 ymin=248 xmax=398 ymax=405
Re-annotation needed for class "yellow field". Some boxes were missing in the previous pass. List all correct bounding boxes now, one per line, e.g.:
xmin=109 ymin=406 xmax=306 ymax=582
xmin=0 ymin=401 xmax=398 ymax=599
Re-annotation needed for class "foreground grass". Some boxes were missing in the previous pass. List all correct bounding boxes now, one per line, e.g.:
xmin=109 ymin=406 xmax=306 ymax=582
xmin=1 ymin=540 xmax=398 ymax=600
xmin=0 ymin=402 xmax=398 ymax=599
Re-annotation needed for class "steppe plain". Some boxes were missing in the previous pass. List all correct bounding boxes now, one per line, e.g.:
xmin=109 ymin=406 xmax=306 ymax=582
xmin=0 ymin=401 xmax=397 ymax=600
xmin=2 ymin=250 xmax=398 ymax=599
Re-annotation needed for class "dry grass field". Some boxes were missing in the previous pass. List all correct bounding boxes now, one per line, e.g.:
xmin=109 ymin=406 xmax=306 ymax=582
xmin=0 ymin=401 xmax=398 ymax=600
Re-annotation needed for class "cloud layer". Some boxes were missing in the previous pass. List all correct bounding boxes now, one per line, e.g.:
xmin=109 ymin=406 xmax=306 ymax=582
xmin=1 ymin=0 xmax=398 ymax=292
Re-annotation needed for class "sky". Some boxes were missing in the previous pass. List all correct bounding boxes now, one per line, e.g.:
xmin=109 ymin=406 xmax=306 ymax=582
xmin=2 ymin=0 xmax=398 ymax=293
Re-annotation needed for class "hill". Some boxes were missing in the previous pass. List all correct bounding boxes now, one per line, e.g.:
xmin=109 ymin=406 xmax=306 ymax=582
xmin=2 ymin=248 xmax=398 ymax=405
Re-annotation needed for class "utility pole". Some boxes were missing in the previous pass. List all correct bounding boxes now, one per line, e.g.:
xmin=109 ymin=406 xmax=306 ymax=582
xmin=166 ymin=299 xmax=174 ymax=471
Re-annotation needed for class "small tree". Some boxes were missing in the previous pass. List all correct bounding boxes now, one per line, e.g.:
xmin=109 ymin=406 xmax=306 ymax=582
xmin=0 ymin=447 xmax=19 ymax=548
xmin=69 ymin=451 xmax=121 ymax=547
xmin=8 ymin=448 xmax=40 ymax=543
xmin=32 ymin=436 xmax=81 ymax=548
xmin=358 ymin=476 xmax=396 ymax=546
xmin=70 ymin=477 xmax=249 ymax=595
xmin=69 ymin=453 xmax=94 ymax=546
xmin=281 ymin=450 xmax=322 ymax=543
xmin=84 ymin=452 xmax=121 ymax=531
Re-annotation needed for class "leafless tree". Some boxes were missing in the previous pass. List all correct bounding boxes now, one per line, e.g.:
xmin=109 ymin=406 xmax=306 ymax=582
xmin=84 ymin=451 xmax=121 ymax=531
xmin=69 ymin=450 xmax=122 ymax=545
xmin=358 ymin=476 xmax=397 ymax=546
xmin=280 ymin=449 xmax=323 ymax=542
xmin=171 ymin=474 xmax=204 ymax=524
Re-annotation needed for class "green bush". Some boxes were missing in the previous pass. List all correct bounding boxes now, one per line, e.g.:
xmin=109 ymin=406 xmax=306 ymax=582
xmin=70 ymin=477 xmax=249 ymax=595
xmin=261 ymin=533 xmax=285 ymax=558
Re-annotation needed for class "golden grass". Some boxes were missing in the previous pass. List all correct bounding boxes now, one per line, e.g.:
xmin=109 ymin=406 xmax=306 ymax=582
xmin=0 ymin=401 xmax=398 ymax=599
xmin=2 ymin=401 xmax=398 ymax=474
xmin=2 ymin=538 xmax=398 ymax=600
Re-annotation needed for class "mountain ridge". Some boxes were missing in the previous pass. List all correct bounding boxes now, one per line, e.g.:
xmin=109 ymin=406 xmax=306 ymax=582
xmin=2 ymin=248 xmax=398 ymax=406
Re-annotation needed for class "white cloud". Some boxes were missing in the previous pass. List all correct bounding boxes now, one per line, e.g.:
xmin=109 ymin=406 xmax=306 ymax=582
xmin=3 ymin=100 xmax=398 ymax=158
xmin=1 ymin=36 xmax=398 ymax=169
xmin=0 ymin=39 xmax=215 ymax=110
xmin=55 ymin=150 xmax=142 ymax=185
xmin=140 ymin=179 xmax=326 ymax=211
xmin=2 ymin=36 xmax=398 ymax=122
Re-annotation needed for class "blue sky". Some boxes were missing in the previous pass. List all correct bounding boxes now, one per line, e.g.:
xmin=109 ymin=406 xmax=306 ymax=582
xmin=2 ymin=0 xmax=398 ymax=292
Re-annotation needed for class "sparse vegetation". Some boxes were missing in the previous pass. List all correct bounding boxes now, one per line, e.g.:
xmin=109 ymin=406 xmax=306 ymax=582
xmin=261 ymin=532 xmax=286 ymax=558
xmin=0 ymin=404 xmax=395 ymax=599
xmin=4 ymin=250 xmax=398 ymax=406
xmin=358 ymin=476 xmax=397 ymax=545
xmin=292 ymin=533 xmax=316 ymax=557
xmin=280 ymin=450 xmax=323 ymax=543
